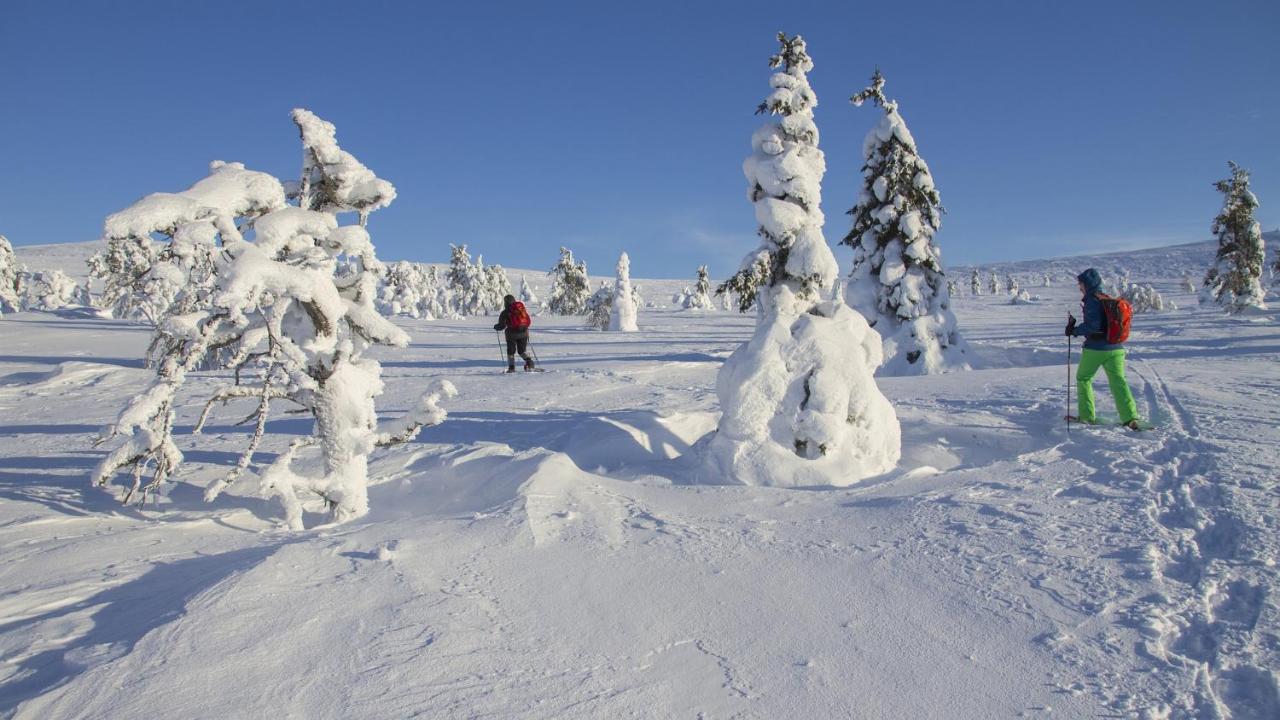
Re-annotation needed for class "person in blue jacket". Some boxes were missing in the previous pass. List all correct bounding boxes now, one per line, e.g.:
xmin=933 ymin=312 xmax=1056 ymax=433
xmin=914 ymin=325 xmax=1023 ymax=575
xmin=1066 ymin=268 xmax=1141 ymax=430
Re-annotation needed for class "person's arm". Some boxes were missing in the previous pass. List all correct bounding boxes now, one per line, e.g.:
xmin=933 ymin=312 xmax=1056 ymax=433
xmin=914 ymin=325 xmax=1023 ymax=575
xmin=493 ymin=309 xmax=508 ymax=331
xmin=1073 ymin=296 xmax=1104 ymax=337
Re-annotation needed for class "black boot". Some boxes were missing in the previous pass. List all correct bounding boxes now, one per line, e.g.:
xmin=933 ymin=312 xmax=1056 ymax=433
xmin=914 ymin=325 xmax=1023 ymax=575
xmin=524 ymin=356 xmax=535 ymax=371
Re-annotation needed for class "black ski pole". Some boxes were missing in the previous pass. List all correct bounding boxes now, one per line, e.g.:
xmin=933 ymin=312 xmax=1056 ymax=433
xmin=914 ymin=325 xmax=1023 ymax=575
xmin=495 ymin=331 xmax=506 ymax=368
xmin=1066 ymin=333 xmax=1072 ymax=435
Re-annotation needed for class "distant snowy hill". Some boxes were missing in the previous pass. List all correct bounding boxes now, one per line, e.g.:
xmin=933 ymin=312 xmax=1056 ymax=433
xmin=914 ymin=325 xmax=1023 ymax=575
xmin=953 ymin=231 xmax=1277 ymax=285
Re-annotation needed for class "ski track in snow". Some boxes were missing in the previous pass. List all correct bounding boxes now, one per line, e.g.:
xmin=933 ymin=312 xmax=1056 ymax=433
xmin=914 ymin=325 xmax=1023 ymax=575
xmin=0 ymin=254 xmax=1278 ymax=718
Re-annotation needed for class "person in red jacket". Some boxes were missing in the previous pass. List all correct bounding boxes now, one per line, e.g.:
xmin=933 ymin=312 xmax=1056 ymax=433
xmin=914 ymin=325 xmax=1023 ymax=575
xmin=493 ymin=294 xmax=535 ymax=373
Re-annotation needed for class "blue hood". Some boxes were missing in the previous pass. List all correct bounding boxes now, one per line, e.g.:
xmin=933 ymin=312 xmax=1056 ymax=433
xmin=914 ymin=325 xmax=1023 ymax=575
xmin=1077 ymin=268 xmax=1103 ymax=293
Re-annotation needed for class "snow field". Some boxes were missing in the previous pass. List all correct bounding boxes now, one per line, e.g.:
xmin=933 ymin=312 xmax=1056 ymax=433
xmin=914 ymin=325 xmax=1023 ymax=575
xmin=2 ymin=257 xmax=1278 ymax=717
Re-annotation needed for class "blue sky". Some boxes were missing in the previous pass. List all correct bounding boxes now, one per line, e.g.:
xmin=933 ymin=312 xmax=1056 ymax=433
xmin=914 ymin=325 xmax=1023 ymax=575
xmin=2 ymin=0 xmax=1276 ymax=278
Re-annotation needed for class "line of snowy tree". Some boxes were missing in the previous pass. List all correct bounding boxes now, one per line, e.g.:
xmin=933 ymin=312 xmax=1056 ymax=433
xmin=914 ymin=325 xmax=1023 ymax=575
xmin=90 ymin=109 xmax=455 ymax=529
xmin=0 ymin=235 xmax=91 ymax=316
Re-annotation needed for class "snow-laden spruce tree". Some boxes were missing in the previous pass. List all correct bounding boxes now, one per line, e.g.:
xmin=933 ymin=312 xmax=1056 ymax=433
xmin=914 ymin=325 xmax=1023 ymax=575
xmin=705 ymin=33 xmax=900 ymax=488
xmin=519 ymin=274 xmax=539 ymax=308
xmin=1007 ymin=274 xmax=1020 ymax=296
xmin=1182 ymin=273 xmax=1196 ymax=293
xmin=92 ymin=109 xmax=454 ymax=530
xmin=1201 ymin=162 xmax=1267 ymax=312
xmin=841 ymin=70 xmax=967 ymax=375
xmin=969 ymin=269 xmax=981 ymax=296
xmin=608 ymin=251 xmax=639 ymax=331
xmin=989 ymin=271 xmax=1001 ymax=295
xmin=547 ymin=246 xmax=590 ymax=315
xmin=1043 ymin=272 xmax=1052 ymax=287
xmin=0 ymin=235 xmax=19 ymax=316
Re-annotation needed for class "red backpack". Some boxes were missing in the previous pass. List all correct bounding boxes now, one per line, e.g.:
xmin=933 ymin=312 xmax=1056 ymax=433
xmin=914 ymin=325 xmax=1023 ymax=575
xmin=508 ymin=301 xmax=531 ymax=330
xmin=1095 ymin=293 xmax=1132 ymax=344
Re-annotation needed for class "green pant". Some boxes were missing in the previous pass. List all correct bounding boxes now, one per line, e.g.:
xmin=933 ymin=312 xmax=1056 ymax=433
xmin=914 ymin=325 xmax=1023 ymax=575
xmin=1076 ymin=348 xmax=1138 ymax=423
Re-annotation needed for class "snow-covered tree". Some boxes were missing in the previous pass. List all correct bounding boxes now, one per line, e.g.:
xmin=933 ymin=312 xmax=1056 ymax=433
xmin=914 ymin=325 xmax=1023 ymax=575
xmin=608 ymin=252 xmax=639 ymax=331
xmin=547 ymin=246 xmax=590 ymax=315
xmin=1201 ymin=162 xmax=1267 ymax=312
xmin=380 ymin=261 xmax=438 ymax=319
xmin=0 ymin=235 xmax=19 ymax=316
xmin=583 ymin=282 xmax=612 ymax=330
xmin=969 ymin=269 xmax=981 ymax=296
xmin=1122 ymin=282 xmax=1173 ymax=313
xmin=841 ymin=69 xmax=967 ymax=375
xmin=21 ymin=269 xmax=81 ymax=311
xmin=446 ymin=244 xmax=486 ymax=316
xmin=482 ymin=261 xmax=514 ymax=314
xmin=1182 ymin=273 xmax=1196 ymax=293
xmin=1042 ymin=272 xmax=1052 ymax=287
xmin=92 ymin=109 xmax=454 ymax=530
xmin=704 ymin=34 xmax=900 ymax=488
xmin=946 ymin=279 xmax=959 ymax=298
xmin=519 ymin=274 xmax=539 ymax=308
xmin=989 ymin=271 xmax=1001 ymax=295
xmin=1006 ymin=274 xmax=1019 ymax=296
xmin=680 ymin=265 xmax=716 ymax=310
xmin=88 ymin=161 xmax=287 ymax=325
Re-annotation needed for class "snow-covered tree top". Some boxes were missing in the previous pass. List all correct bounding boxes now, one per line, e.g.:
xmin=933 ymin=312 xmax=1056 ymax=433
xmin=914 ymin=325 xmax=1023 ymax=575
xmin=292 ymin=108 xmax=397 ymax=217
xmin=723 ymin=32 xmax=836 ymax=311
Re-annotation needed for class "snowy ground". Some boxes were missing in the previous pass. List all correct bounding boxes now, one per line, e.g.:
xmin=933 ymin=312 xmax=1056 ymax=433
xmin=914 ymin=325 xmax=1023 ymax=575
xmin=1 ymin=250 xmax=1278 ymax=718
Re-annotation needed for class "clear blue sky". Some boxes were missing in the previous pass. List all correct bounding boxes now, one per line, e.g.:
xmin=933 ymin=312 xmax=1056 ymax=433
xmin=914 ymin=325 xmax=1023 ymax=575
xmin=2 ymin=0 xmax=1276 ymax=278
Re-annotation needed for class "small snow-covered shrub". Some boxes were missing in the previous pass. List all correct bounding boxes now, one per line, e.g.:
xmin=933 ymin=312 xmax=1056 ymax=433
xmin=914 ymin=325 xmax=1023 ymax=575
xmin=1121 ymin=282 xmax=1174 ymax=313
xmin=547 ymin=246 xmax=590 ymax=315
xmin=842 ymin=69 xmax=968 ymax=375
xmin=92 ymin=109 xmax=453 ymax=530
xmin=704 ymin=34 xmax=900 ymax=488
xmin=22 ymin=269 xmax=82 ymax=311
xmin=1008 ymin=289 xmax=1036 ymax=305
xmin=969 ymin=270 xmax=982 ymax=296
xmin=608 ymin=252 xmax=639 ymax=332
xmin=1201 ymin=162 xmax=1266 ymax=312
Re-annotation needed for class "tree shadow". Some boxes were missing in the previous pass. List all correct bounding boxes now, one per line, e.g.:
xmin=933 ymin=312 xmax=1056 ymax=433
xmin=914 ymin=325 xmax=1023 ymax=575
xmin=0 ymin=545 xmax=281 ymax=715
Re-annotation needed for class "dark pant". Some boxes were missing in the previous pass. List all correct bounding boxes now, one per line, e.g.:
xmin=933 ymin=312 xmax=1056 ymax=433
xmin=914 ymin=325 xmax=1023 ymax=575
xmin=505 ymin=331 xmax=531 ymax=362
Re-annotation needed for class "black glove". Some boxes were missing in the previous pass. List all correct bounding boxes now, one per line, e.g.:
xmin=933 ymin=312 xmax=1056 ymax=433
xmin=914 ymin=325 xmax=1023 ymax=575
xmin=493 ymin=323 xmax=502 ymax=331
xmin=1064 ymin=314 xmax=1076 ymax=337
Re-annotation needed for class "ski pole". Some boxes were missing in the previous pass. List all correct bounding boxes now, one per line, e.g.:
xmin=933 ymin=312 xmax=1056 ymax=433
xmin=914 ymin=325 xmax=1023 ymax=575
xmin=495 ymin=331 xmax=506 ymax=366
xmin=1066 ymin=334 xmax=1072 ymax=435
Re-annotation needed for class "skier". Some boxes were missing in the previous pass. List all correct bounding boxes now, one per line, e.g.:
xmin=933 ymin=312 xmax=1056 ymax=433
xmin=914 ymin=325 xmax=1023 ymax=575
xmin=493 ymin=294 xmax=536 ymax=373
xmin=1065 ymin=268 xmax=1141 ymax=430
